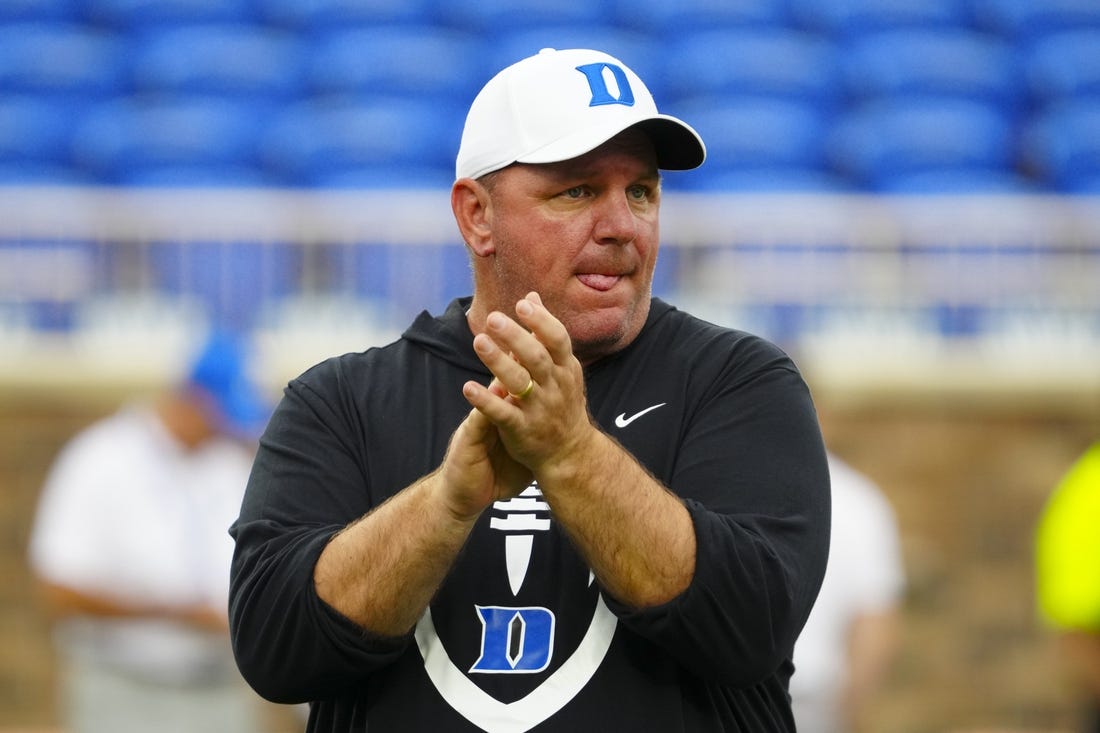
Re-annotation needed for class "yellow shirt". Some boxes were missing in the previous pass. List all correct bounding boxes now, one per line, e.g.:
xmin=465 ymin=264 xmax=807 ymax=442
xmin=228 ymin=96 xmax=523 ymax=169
xmin=1036 ymin=442 xmax=1100 ymax=630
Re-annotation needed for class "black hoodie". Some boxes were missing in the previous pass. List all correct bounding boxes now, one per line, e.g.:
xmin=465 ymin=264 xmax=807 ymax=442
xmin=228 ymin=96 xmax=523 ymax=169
xmin=230 ymin=296 xmax=830 ymax=732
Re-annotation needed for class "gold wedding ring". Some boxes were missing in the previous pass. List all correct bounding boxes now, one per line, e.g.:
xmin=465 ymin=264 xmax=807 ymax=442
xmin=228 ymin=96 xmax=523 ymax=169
xmin=510 ymin=378 xmax=534 ymax=400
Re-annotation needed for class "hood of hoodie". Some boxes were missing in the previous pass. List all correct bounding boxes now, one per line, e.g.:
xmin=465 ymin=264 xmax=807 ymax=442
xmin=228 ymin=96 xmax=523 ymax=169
xmin=401 ymin=297 xmax=487 ymax=375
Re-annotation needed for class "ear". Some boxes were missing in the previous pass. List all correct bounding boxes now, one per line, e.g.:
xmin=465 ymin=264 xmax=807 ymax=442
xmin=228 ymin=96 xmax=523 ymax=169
xmin=451 ymin=178 xmax=494 ymax=257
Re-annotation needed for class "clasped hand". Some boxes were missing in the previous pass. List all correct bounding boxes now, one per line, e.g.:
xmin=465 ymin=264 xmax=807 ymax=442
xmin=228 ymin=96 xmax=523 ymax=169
xmin=441 ymin=292 xmax=594 ymax=520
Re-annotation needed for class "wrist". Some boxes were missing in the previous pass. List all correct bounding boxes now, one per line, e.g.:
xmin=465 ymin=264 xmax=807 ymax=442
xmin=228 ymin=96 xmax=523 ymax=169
xmin=422 ymin=468 xmax=487 ymax=527
xmin=534 ymin=422 xmax=606 ymax=489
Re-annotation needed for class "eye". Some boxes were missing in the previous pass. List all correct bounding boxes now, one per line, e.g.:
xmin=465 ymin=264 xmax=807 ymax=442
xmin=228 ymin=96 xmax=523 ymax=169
xmin=628 ymin=184 xmax=651 ymax=201
xmin=562 ymin=186 xmax=587 ymax=199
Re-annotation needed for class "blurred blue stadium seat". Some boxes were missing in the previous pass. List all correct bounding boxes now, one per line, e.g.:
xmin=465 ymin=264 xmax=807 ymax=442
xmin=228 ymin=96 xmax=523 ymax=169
xmin=671 ymin=98 xmax=831 ymax=186
xmin=259 ymin=97 xmax=462 ymax=187
xmin=1064 ymin=173 xmax=1100 ymax=193
xmin=117 ymin=163 xmax=275 ymax=187
xmin=307 ymin=25 xmax=486 ymax=101
xmin=971 ymin=0 xmax=1100 ymax=38
xmin=788 ymin=0 xmax=970 ymax=36
xmin=0 ymin=23 xmax=128 ymax=100
xmin=668 ymin=166 xmax=853 ymax=192
xmin=0 ymin=0 xmax=80 ymax=22
xmin=0 ymin=96 xmax=78 ymax=170
xmin=826 ymin=97 xmax=1016 ymax=189
xmin=1024 ymin=29 xmax=1100 ymax=105
xmin=254 ymin=0 xmax=436 ymax=31
xmin=435 ymin=1 xmax=611 ymax=33
xmin=71 ymin=96 xmax=265 ymax=185
xmin=484 ymin=26 xmax=655 ymax=84
xmin=874 ymin=168 xmax=1038 ymax=192
xmin=1019 ymin=100 xmax=1100 ymax=191
xmin=307 ymin=163 xmax=455 ymax=190
xmin=840 ymin=29 xmax=1022 ymax=110
xmin=0 ymin=162 xmax=94 ymax=184
xmin=609 ymin=0 xmax=789 ymax=37
xmin=80 ymin=0 xmax=257 ymax=28
xmin=131 ymin=23 xmax=307 ymax=102
xmin=662 ymin=29 xmax=842 ymax=109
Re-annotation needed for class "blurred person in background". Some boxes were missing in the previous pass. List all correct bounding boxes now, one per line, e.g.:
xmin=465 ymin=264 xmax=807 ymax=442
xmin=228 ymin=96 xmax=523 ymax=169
xmin=1036 ymin=441 xmax=1100 ymax=733
xmin=790 ymin=452 xmax=906 ymax=733
xmin=27 ymin=331 xmax=271 ymax=733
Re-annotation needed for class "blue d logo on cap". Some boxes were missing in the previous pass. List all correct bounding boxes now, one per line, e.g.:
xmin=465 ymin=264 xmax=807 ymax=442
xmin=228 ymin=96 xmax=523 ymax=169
xmin=575 ymin=63 xmax=635 ymax=108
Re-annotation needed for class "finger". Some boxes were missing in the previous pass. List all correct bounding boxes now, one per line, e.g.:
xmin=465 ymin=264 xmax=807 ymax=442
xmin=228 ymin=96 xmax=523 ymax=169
xmin=455 ymin=397 xmax=496 ymax=449
xmin=486 ymin=376 xmax=534 ymax=402
xmin=462 ymin=379 xmax=522 ymax=426
xmin=481 ymin=310 xmax=548 ymax=380
xmin=473 ymin=329 xmax=534 ymax=399
xmin=515 ymin=293 xmax=573 ymax=366
xmin=509 ymin=378 xmax=535 ymax=400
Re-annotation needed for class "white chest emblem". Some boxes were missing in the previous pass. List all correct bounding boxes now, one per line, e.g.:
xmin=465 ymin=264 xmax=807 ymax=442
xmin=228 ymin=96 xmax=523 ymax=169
xmin=614 ymin=402 xmax=666 ymax=428
xmin=415 ymin=483 xmax=617 ymax=731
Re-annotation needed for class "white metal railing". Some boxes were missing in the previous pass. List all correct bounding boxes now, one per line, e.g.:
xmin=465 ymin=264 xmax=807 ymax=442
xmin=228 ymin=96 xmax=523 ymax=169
xmin=1 ymin=186 xmax=1098 ymax=404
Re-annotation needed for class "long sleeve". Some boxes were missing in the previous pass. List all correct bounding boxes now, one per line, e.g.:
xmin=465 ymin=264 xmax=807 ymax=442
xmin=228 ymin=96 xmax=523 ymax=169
xmin=229 ymin=364 xmax=411 ymax=703
xmin=595 ymin=325 xmax=831 ymax=687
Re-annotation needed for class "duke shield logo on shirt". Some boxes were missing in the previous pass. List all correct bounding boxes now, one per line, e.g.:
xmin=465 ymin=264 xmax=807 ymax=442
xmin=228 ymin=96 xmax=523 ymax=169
xmin=414 ymin=482 xmax=619 ymax=731
xmin=575 ymin=62 xmax=635 ymax=107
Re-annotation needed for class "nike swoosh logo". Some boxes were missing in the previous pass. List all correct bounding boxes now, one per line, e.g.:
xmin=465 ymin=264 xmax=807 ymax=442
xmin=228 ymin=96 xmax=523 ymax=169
xmin=614 ymin=403 xmax=666 ymax=428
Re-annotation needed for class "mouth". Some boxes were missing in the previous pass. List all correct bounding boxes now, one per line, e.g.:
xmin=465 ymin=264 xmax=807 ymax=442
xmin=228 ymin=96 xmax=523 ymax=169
xmin=576 ymin=274 xmax=623 ymax=291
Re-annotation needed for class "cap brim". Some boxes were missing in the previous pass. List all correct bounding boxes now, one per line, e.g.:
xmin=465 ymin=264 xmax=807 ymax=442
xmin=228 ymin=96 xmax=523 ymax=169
xmin=515 ymin=114 xmax=706 ymax=172
xmin=636 ymin=116 xmax=707 ymax=170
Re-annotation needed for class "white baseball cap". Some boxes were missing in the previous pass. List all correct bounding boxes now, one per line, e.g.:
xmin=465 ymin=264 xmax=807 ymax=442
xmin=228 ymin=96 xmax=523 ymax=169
xmin=455 ymin=48 xmax=706 ymax=180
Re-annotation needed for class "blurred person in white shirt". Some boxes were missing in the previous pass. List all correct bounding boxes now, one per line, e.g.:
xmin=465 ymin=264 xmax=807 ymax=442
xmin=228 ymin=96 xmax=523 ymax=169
xmin=28 ymin=331 xmax=271 ymax=733
xmin=791 ymin=452 xmax=906 ymax=733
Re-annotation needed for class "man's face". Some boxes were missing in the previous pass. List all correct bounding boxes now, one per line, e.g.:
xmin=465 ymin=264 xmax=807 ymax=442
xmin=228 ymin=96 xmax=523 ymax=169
xmin=480 ymin=130 xmax=662 ymax=364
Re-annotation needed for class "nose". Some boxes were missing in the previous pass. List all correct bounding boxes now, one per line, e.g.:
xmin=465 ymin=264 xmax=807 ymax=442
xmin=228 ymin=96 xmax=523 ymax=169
xmin=592 ymin=191 xmax=638 ymax=245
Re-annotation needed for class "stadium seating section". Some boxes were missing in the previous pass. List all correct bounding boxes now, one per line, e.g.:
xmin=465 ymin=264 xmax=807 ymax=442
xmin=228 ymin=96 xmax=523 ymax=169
xmin=2 ymin=0 xmax=1099 ymax=345
xmin=1 ymin=0 xmax=1099 ymax=192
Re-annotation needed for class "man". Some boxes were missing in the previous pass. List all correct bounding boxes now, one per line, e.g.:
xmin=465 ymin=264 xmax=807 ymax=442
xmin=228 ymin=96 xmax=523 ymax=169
xmin=791 ymin=453 xmax=905 ymax=733
xmin=229 ymin=48 xmax=830 ymax=731
xmin=29 ymin=331 xmax=271 ymax=733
